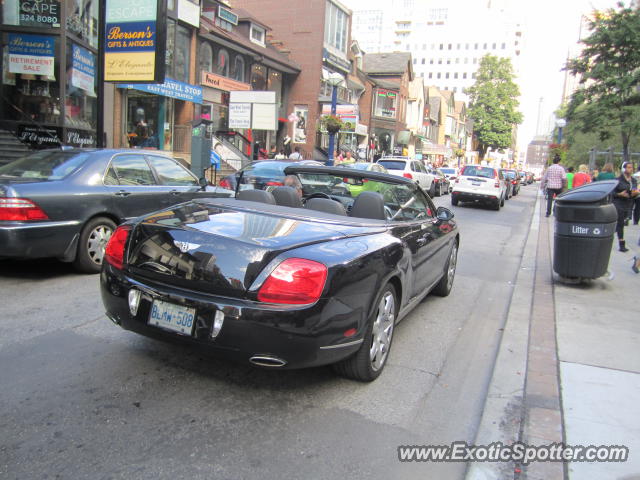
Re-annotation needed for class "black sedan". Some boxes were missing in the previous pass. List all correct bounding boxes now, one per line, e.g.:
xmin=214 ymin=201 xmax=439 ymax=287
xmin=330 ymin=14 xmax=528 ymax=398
xmin=0 ymin=149 xmax=232 ymax=273
xmin=101 ymin=165 xmax=459 ymax=381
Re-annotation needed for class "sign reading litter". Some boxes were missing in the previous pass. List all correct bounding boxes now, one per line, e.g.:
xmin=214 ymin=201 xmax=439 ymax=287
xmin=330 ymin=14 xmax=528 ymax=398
xmin=229 ymin=103 xmax=251 ymax=129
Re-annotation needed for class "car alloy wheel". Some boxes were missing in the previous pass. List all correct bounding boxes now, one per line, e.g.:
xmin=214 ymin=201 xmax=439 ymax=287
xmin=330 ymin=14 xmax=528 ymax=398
xmin=87 ymin=225 xmax=113 ymax=265
xmin=433 ymin=242 xmax=458 ymax=297
xmin=370 ymin=290 xmax=395 ymax=371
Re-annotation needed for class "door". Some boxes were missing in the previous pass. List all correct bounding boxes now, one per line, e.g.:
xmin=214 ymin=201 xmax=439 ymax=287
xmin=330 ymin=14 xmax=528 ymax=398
xmin=104 ymin=154 xmax=167 ymax=220
xmin=146 ymin=155 xmax=202 ymax=206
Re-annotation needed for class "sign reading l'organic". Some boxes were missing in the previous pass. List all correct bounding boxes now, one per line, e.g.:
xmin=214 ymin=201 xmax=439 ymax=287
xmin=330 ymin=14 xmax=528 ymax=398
xmin=104 ymin=0 xmax=167 ymax=83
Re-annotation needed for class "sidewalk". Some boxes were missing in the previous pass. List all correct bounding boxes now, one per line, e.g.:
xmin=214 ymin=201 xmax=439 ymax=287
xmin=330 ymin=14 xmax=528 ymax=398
xmin=467 ymin=193 xmax=640 ymax=480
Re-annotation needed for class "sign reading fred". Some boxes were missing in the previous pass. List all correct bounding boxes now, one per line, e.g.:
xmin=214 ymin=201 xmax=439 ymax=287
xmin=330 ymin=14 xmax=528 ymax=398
xmin=104 ymin=0 xmax=166 ymax=83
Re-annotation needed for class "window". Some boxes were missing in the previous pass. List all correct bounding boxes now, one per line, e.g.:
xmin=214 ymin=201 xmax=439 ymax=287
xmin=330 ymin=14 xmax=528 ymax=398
xmin=373 ymin=88 xmax=398 ymax=119
xmin=454 ymin=72 xmax=458 ymax=79
xmin=250 ymin=64 xmax=267 ymax=90
xmin=474 ymin=43 xmax=478 ymax=49
xmin=501 ymin=42 xmax=506 ymax=49
xmin=446 ymin=59 xmax=451 ymax=64
xmin=437 ymin=73 xmax=441 ymax=79
xmin=472 ymin=72 xmax=476 ymax=79
xmin=108 ymin=155 xmax=156 ymax=186
xmin=250 ymin=24 xmax=266 ymax=46
xmin=430 ymin=59 xmax=434 ymax=64
xmin=483 ymin=43 xmax=487 ymax=49
xmin=421 ymin=58 xmax=425 ymax=64
xmin=324 ymin=1 xmax=349 ymax=52
xmin=420 ymin=72 xmax=424 ymax=77
xmin=455 ymin=58 xmax=459 ymax=64
xmin=445 ymin=72 xmax=449 ymax=79
xmin=147 ymin=156 xmax=197 ymax=186
xmin=267 ymin=70 xmax=283 ymax=106
xmin=428 ymin=72 xmax=433 ymax=79
xmin=199 ymin=42 xmax=213 ymax=75
xmin=464 ymin=58 xmax=468 ymax=64
xmin=65 ymin=41 xmax=97 ymax=131
xmin=422 ymin=44 xmax=426 ymax=49
xmin=453 ymin=87 xmax=457 ymax=93
xmin=457 ymin=44 xmax=461 ymax=49
xmin=233 ymin=56 xmax=245 ymax=82
xmin=463 ymin=72 xmax=467 ymax=79
xmin=492 ymin=43 xmax=496 ymax=49
xmin=413 ymin=58 xmax=417 ymax=64
xmin=439 ymin=44 xmax=443 ymax=50
xmin=438 ymin=58 xmax=442 ymax=64
xmin=66 ymin=0 xmax=99 ymax=48
xmin=448 ymin=44 xmax=452 ymax=50
xmin=174 ymin=25 xmax=191 ymax=83
xmin=216 ymin=49 xmax=230 ymax=77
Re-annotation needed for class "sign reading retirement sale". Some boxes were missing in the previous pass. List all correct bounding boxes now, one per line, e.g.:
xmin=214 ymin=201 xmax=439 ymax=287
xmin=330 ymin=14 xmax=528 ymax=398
xmin=104 ymin=0 xmax=166 ymax=83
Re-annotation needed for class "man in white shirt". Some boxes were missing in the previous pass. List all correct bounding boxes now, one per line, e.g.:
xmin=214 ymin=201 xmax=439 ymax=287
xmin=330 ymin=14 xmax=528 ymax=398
xmin=289 ymin=146 xmax=303 ymax=161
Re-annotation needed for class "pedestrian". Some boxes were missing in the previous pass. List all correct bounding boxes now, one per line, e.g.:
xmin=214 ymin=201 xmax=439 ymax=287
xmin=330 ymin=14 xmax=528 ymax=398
xmin=540 ymin=154 xmax=566 ymax=217
xmin=613 ymin=161 xmax=639 ymax=252
xmin=274 ymin=149 xmax=286 ymax=160
xmin=283 ymin=135 xmax=292 ymax=157
xmin=591 ymin=168 xmax=599 ymax=182
xmin=633 ymin=165 xmax=640 ymax=225
xmin=566 ymin=166 xmax=575 ymax=189
xmin=596 ymin=163 xmax=616 ymax=181
xmin=283 ymin=175 xmax=303 ymax=198
xmin=572 ymin=164 xmax=592 ymax=189
xmin=289 ymin=146 xmax=303 ymax=161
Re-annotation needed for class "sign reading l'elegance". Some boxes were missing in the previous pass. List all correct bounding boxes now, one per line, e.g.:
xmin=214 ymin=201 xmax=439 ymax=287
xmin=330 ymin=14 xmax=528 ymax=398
xmin=104 ymin=0 xmax=167 ymax=83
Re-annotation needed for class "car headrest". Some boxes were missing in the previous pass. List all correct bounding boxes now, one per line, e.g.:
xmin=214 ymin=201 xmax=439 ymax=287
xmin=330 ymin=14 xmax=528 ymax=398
xmin=237 ymin=189 xmax=276 ymax=204
xmin=272 ymin=186 xmax=302 ymax=207
xmin=350 ymin=191 xmax=386 ymax=220
xmin=305 ymin=198 xmax=347 ymax=216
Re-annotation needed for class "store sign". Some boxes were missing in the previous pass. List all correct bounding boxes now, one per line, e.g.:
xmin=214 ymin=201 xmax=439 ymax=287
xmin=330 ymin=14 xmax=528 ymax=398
xmin=17 ymin=125 xmax=62 ymax=148
xmin=118 ymin=78 xmax=203 ymax=103
xmin=201 ymin=71 xmax=251 ymax=92
xmin=8 ymin=34 xmax=55 ymax=76
xmin=19 ymin=0 xmax=60 ymax=27
xmin=104 ymin=0 xmax=167 ymax=83
xmin=177 ymin=0 xmax=200 ymax=27
xmin=66 ymin=128 xmax=96 ymax=147
xmin=355 ymin=124 xmax=368 ymax=136
xmin=229 ymin=103 xmax=251 ymax=129
xmin=322 ymin=49 xmax=351 ymax=73
xmin=71 ymin=45 xmax=96 ymax=95
xmin=218 ymin=6 xmax=238 ymax=25
xmin=321 ymin=104 xmax=359 ymax=115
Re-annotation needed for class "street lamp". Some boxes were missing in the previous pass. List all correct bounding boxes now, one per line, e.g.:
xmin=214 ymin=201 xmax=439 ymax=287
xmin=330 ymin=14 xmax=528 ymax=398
xmin=326 ymin=72 xmax=344 ymax=166
xmin=556 ymin=118 xmax=566 ymax=144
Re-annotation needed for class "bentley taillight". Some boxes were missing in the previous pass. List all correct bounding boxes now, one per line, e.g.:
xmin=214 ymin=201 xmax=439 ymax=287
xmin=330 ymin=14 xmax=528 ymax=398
xmin=258 ymin=258 xmax=327 ymax=305
xmin=0 ymin=197 xmax=49 ymax=221
xmin=104 ymin=225 xmax=131 ymax=270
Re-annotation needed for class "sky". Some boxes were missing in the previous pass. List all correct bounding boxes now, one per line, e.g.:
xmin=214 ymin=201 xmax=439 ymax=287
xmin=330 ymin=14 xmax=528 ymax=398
xmin=341 ymin=0 xmax=622 ymax=153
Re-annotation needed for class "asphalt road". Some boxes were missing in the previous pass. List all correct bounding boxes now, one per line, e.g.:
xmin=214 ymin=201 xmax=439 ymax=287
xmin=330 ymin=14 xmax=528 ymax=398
xmin=0 ymin=186 xmax=537 ymax=480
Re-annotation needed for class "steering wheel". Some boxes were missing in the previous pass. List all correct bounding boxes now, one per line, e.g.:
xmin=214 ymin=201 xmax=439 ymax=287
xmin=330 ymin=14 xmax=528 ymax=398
xmin=304 ymin=192 xmax=332 ymax=203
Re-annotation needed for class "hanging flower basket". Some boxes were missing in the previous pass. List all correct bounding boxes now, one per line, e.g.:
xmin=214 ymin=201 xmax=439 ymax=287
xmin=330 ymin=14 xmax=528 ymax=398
xmin=322 ymin=114 xmax=343 ymax=134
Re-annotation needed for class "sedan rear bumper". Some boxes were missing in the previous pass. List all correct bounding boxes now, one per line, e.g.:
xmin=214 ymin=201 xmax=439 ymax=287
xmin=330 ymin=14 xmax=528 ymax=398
xmin=0 ymin=220 xmax=80 ymax=260
xmin=451 ymin=189 xmax=499 ymax=203
xmin=100 ymin=266 xmax=365 ymax=369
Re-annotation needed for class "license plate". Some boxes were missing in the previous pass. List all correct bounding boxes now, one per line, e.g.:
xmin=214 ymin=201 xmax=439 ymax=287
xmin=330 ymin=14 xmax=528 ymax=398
xmin=471 ymin=182 xmax=481 ymax=187
xmin=148 ymin=299 xmax=196 ymax=335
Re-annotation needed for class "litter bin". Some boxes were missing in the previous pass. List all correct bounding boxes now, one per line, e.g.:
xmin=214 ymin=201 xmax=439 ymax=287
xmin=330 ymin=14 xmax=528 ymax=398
xmin=553 ymin=180 xmax=618 ymax=279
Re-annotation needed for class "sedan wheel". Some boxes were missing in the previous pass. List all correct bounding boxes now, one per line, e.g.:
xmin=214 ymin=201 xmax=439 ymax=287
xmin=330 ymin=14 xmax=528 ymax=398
xmin=433 ymin=242 xmax=458 ymax=297
xmin=333 ymin=284 xmax=397 ymax=381
xmin=73 ymin=217 xmax=117 ymax=273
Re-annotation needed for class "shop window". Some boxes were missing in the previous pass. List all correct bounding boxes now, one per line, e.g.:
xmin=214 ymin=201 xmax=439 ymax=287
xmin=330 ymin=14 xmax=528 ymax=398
xmin=233 ymin=56 xmax=245 ymax=82
xmin=373 ymin=89 xmax=397 ymax=119
xmin=267 ymin=70 xmax=282 ymax=107
xmin=199 ymin=42 xmax=214 ymax=76
xmin=250 ymin=64 xmax=267 ymax=90
xmin=66 ymin=0 xmax=99 ymax=48
xmin=65 ymin=40 xmax=97 ymax=131
xmin=2 ymin=0 xmax=62 ymax=30
xmin=174 ymin=25 xmax=191 ymax=83
xmin=216 ymin=49 xmax=230 ymax=77
xmin=126 ymin=92 xmax=161 ymax=148
xmin=1 ymin=34 xmax=61 ymax=126
xmin=165 ymin=19 xmax=176 ymax=79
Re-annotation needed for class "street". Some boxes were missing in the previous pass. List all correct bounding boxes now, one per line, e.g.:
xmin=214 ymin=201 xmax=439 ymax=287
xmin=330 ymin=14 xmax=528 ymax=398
xmin=0 ymin=187 xmax=538 ymax=480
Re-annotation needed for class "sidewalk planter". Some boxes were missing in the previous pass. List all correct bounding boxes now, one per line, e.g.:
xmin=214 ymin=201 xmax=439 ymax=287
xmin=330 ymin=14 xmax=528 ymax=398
xmin=553 ymin=180 xmax=618 ymax=279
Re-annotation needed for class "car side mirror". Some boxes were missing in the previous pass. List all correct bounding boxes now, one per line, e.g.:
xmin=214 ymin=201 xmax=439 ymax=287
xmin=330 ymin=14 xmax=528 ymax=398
xmin=436 ymin=206 xmax=454 ymax=221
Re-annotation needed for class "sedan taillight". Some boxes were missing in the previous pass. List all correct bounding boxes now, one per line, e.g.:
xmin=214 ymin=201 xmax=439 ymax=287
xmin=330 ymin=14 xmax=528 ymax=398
xmin=0 ymin=197 xmax=49 ymax=221
xmin=258 ymin=258 xmax=327 ymax=305
xmin=104 ymin=225 xmax=131 ymax=270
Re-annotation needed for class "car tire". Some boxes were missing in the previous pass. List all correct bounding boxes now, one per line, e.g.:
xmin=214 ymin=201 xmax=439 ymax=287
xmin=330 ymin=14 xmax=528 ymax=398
xmin=73 ymin=217 xmax=117 ymax=274
xmin=433 ymin=241 xmax=458 ymax=297
xmin=429 ymin=183 xmax=436 ymax=197
xmin=493 ymin=199 xmax=501 ymax=211
xmin=500 ymin=195 xmax=505 ymax=207
xmin=333 ymin=284 xmax=397 ymax=382
xmin=451 ymin=196 xmax=459 ymax=206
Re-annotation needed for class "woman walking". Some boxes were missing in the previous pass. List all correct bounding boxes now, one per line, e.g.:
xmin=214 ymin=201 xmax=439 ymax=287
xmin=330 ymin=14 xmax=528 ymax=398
xmin=613 ymin=162 xmax=639 ymax=252
xmin=596 ymin=163 xmax=616 ymax=181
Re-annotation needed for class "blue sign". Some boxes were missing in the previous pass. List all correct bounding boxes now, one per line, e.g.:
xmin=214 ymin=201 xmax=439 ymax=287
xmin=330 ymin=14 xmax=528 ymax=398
xmin=210 ymin=150 xmax=221 ymax=167
xmin=8 ymin=34 xmax=54 ymax=56
xmin=118 ymin=78 xmax=203 ymax=104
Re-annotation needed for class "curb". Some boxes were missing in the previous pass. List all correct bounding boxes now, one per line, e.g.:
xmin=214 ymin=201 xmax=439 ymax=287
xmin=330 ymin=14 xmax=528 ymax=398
xmin=465 ymin=193 xmax=541 ymax=480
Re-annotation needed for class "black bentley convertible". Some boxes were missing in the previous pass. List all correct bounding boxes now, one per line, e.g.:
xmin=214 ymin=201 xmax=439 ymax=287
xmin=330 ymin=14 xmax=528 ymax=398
xmin=101 ymin=165 xmax=459 ymax=381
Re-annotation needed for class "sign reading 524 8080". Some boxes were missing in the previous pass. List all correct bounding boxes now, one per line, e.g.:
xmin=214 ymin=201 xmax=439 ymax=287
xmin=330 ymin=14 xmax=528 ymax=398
xmin=104 ymin=0 xmax=167 ymax=83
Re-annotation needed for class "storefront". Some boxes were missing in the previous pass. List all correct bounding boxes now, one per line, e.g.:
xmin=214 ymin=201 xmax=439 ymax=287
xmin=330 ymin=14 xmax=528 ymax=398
xmin=0 ymin=0 xmax=99 ymax=148
xmin=118 ymin=78 xmax=203 ymax=152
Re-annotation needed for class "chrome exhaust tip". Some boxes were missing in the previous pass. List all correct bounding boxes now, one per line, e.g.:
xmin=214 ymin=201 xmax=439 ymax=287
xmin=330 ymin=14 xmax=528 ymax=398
xmin=249 ymin=355 xmax=287 ymax=368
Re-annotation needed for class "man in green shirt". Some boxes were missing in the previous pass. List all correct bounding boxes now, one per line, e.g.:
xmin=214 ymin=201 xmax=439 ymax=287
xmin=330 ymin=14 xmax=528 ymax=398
xmin=566 ymin=167 xmax=575 ymax=189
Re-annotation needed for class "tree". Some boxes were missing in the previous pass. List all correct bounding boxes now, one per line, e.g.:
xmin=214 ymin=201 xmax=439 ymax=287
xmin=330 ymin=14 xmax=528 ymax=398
xmin=466 ymin=55 xmax=523 ymax=160
xmin=565 ymin=2 xmax=640 ymax=164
